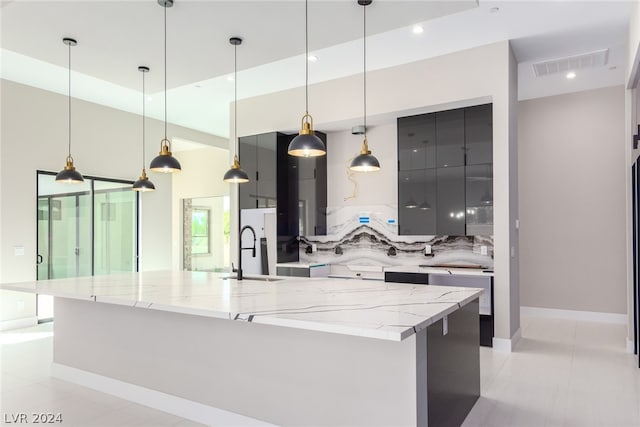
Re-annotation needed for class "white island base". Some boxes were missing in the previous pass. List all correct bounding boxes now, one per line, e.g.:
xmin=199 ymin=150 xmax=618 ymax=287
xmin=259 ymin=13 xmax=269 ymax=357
xmin=52 ymin=296 xmax=480 ymax=426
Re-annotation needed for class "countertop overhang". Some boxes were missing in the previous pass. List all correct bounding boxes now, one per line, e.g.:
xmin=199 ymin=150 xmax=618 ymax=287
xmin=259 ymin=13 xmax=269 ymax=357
xmin=1 ymin=271 xmax=482 ymax=342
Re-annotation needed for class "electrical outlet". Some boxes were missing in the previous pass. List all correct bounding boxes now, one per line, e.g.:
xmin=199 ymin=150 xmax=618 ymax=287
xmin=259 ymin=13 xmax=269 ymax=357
xmin=311 ymin=243 xmax=317 ymax=253
xmin=481 ymin=245 xmax=488 ymax=256
xmin=425 ymin=245 xmax=432 ymax=255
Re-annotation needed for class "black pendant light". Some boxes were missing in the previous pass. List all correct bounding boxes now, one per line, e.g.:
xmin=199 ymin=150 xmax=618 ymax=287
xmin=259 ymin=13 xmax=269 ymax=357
xmin=133 ymin=66 xmax=156 ymax=192
xmin=287 ymin=0 xmax=326 ymax=158
xmin=349 ymin=0 xmax=380 ymax=172
xmin=150 ymin=0 xmax=182 ymax=173
xmin=223 ymin=37 xmax=249 ymax=184
xmin=55 ymin=38 xmax=84 ymax=184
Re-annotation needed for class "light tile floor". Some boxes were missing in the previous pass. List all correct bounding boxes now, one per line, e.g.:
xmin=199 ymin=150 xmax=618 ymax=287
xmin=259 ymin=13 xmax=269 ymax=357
xmin=1 ymin=316 xmax=639 ymax=426
xmin=463 ymin=315 xmax=640 ymax=427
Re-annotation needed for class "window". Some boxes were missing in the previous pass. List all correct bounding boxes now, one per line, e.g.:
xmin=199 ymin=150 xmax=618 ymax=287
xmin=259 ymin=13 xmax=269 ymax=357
xmin=191 ymin=208 xmax=210 ymax=255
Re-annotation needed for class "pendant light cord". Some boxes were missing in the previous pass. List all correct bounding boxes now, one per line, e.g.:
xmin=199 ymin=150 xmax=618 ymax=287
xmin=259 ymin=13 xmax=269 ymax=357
xmin=305 ymin=0 xmax=309 ymax=114
xmin=234 ymin=42 xmax=238 ymax=157
xmin=363 ymin=2 xmax=367 ymax=138
xmin=68 ymin=42 xmax=72 ymax=158
xmin=163 ymin=4 xmax=168 ymax=139
xmin=142 ymin=70 xmax=146 ymax=169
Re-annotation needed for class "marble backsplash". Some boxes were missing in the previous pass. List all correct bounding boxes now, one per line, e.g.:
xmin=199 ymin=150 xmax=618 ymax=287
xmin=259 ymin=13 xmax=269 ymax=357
xmin=299 ymin=205 xmax=493 ymax=268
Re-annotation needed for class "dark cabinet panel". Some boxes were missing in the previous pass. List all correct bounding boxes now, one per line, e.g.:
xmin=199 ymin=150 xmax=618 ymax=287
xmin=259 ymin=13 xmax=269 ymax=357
xmin=465 ymin=164 xmax=493 ymax=235
xmin=398 ymin=104 xmax=493 ymax=236
xmin=465 ymin=104 xmax=493 ymax=166
xmin=398 ymin=169 xmax=436 ymax=235
xmin=435 ymin=109 xmax=465 ymax=168
xmin=256 ymin=133 xmax=278 ymax=208
xmin=436 ymin=166 xmax=466 ymax=235
xmin=398 ymin=114 xmax=436 ymax=171
xmin=297 ymin=132 xmax=327 ymax=236
xmin=238 ymin=135 xmax=258 ymax=210
xmin=276 ymin=133 xmax=299 ymax=263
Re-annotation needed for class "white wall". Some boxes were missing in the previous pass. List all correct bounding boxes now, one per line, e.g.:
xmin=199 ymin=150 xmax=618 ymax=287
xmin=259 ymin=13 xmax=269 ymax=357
xmin=236 ymin=41 xmax=520 ymax=343
xmin=0 ymin=79 xmax=224 ymax=324
xmin=326 ymin=124 xmax=396 ymax=208
xmin=171 ymin=147 xmax=230 ymax=271
xmin=518 ymin=86 xmax=626 ymax=314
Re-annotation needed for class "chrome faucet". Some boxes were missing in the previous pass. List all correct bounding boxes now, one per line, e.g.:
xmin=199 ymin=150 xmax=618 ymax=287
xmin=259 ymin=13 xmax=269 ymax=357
xmin=237 ymin=225 xmax=256 ymax=280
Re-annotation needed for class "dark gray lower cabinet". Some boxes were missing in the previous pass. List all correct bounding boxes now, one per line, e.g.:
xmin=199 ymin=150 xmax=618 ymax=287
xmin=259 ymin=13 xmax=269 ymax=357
xmin=384 ymin=271 xmax=494 ymax=347
xmin=426 ymin=300 xmax=480 ymax=427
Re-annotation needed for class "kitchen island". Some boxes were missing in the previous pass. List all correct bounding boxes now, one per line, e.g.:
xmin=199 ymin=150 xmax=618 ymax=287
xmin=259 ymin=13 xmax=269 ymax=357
xmin=2 ymin=271 xmax=483 ymax=426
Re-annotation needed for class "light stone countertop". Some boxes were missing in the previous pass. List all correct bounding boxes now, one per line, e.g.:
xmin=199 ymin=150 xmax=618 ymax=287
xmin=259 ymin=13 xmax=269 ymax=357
xmin=1 ymin=271 xmax=482 ymax=342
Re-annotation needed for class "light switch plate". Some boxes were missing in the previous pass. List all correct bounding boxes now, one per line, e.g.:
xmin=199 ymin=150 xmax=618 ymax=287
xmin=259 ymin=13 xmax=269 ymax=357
xmin=480 ymin=245 xmax=488 ymax=256
xmin=13 ymin=246 xmax=24 ymax=256
xmin=311 ymin=243 xmax=317 ymax=253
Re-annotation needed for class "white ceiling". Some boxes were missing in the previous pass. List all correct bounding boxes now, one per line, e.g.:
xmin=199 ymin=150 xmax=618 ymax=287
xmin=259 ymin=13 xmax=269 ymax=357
xmin=0 ymin=0 xmax=634 ymax=139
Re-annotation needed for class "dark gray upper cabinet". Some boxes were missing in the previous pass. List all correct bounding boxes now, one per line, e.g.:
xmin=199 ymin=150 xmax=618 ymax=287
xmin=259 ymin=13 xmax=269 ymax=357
xmin=398 ymin=114 xmax=436 ymax=171
xmin=465 ymin=104 xmax=493 ymax=165
xmin=435 ymin=109 xmax=465 ymax=168
xmin=238 ymin=135 xmax=258 ymax=210
xmin=397 ymin=104 xmax=493 ymax=236
xmin=297 ymin=132 xmax=327 ymax=236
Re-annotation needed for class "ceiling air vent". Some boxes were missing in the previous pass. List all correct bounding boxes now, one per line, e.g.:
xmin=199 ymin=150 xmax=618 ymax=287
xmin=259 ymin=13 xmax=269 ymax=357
xmin=532 ymin=49 xmax=609 ymax=77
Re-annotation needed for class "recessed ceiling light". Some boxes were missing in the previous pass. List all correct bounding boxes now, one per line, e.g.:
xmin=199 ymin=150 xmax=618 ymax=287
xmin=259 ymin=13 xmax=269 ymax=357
xmin=227 ymin=75 xmax=234 ymax=81
xmin=308 ymin=55 xmax=318 ymax=62
xmin=412 ymin=25 xmax=424 ymax=35
xmin=566 ymin=71 xmax=576 ymax=80
xmin=489 ymin=7 xmax=499 ymax=13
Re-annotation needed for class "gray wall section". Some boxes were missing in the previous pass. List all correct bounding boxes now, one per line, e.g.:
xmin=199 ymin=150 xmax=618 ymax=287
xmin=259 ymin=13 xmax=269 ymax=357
xmin=508 ymin=44 xmax=521 ymax=336
xmin=518 ymin=85 xmax=627 ymax=314
xmin=53 ymin=297 xmax=418 ymax=426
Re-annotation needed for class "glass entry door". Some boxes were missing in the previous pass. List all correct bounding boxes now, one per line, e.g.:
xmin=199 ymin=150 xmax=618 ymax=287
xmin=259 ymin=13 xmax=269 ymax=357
xmin=36 ymin=172 xmax=138 ymax=321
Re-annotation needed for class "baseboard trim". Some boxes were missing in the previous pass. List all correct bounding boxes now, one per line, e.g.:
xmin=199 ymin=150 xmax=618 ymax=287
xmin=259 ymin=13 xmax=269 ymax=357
xmin=52 ymin=363 xmax=275 ymax=427
xmin=0 ymin=316 xmax=37 ymax=331
xmin=492 ymin=328 xmax=521 ymax=352
xmin=627 ymin=339 xmax=635 ymax=354
xmin=520 ymin=306 xmax=627 ymax=324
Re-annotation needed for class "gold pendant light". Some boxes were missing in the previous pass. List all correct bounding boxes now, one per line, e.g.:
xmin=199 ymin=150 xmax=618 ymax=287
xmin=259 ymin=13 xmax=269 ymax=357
xmin=150 ymin=0 xmax=182 ymax=173
xmin=223 ymin=37 xmax=249 ymax=183
xmin=55 ymin=38 xmax=84 ymax=184
xmin=287 ymin=0 xmax=326 ymax=158
xmin=133 ymin=66 xmax=156 ymax=192
xmin=349 ymin=0 xmax=380 ymax=172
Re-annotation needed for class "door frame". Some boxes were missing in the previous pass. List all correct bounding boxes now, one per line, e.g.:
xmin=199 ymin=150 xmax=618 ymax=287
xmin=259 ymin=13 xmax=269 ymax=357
xmin=35 ymin=170 xmax=140 ymax=322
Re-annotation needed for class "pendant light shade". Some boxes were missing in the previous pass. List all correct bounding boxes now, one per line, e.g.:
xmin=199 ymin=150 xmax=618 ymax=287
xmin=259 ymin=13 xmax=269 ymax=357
xmin=349 ymin=0 xmax=380 ymax=172
xmin=288 ymin=0 xmax=326 ymax=158
xmin=56 ymin=38 xmax=84 ymax=184
xmin=133 ymin=66 xmax=156 ymax=192
xmin=150 ymin=0 xmax=181 ymax=174
xmin=223 ymin=156 xmax=250 ymax=183
xmin=223 ymin=37 xmax=249 ymax=184
xmin=349 ymin=138 xmax=380 ymax=172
